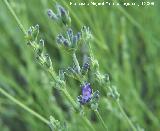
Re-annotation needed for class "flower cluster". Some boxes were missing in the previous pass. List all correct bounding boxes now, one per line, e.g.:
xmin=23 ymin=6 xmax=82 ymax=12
xmin=65 ymin=56 xmax=90 ymax=80
xmin=46 ymin=3 xmax=121 ymax=130
xmin=107 ymin=85 xmax=120 ymax=100
xmin=81 ymin=26 xmax=92 ymax=43
xmin=26 ymin=24 xmax=39 ymax=43
xmin=56 ymin=28 xmax=81 ymax=50
xmin=26 ymin=25 xmax=53 ymax=71
xmin=47 ymin=4 xmax=71 ymax=26
xmin=47 ymin=14 xmax=101 ymax=107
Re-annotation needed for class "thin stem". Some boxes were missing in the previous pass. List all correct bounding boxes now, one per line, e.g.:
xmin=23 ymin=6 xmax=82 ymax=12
xmin=0 ymin=88 xmax=50 ymax=125
xmin=116 ymin=100 xmax=137 ymax=131
xmin=73 ymin=52 xmax=81 ymax=74
xmin=88 ymin=42 xmax=94 ymax=58
xmin=62 ymin=88 xmax=78 ymax=111
xmin=2 ymin=0 xmax=27 ymax=36
xmin=94 ymin=110 xmax=108 ymax=131
xmin=48 ymin=68 xmax=57 ymax=82
xmin=82 ymin=116 xmax=96 ymax=131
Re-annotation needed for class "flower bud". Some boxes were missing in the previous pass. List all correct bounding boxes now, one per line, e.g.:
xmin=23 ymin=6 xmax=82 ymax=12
xmin=77 ymin=32 xmax=81 ymax=40
xmin=81 ymin=62 xmax=90 ymax=75
xmin=59 ymin=69 xmax=65 ymax=81
xmin=91 ymin=103 xmax=98 ymax=111
xmin=44 ymin=54 xmax=52 ymax=69
xmin=56 ymin=34 xmax=65 ymax=44
xmin=56 ymin=4 xmax=71 ymax=26
xmin=67 ymin=28 xmax=73 ymax=40
xmin=63 ymin=39 xmax=69 ymax=47
xmin=71 ymin=35 xmax=78 ymax=47
xmin=26 ymin=25 xmax=39 ymax=42
xmin=36 ymin=39 xmax=44 ymax=55
xmin=107 ymin=86 xmax=120 ymax=100
xmin=47 ymin=9 xmax=58 ymax=20
xmin=81 ymin=26 xmax=92 ymax=42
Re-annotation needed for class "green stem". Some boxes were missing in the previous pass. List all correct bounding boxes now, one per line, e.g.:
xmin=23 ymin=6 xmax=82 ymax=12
xmin=94 ymin=110 xmax=108 ymax=131
xmin=62 ymin=88 xmax=78 ymax=111
xmin=116 ymin=100 xmax=137 ymax=131
xmin=82 ymin=116 xmax=96 ymax=131
xmin=2 ymin=0 xmax=27 ymax=36
xmin=48 ymin=68 xmax=57 ymax=82
xmin=73 ymin=52 xmax=81 ymax=74
xmin=0 ymin=88 xmax=50 ymax=125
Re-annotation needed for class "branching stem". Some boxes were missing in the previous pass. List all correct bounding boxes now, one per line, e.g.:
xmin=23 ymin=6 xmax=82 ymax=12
xmin=94 ymin=110 xmax=108 ymax=131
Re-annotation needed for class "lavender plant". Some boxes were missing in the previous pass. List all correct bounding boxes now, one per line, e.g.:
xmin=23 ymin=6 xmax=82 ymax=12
xmin=46 ymin=3 xmax=136 ymax=131
xmin=1 ymin=0 xmax=139 ymax=131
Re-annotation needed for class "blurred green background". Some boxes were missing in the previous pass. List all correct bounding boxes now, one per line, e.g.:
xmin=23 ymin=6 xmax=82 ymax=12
xmin=0 ymin=0 xmax=160 ymax=130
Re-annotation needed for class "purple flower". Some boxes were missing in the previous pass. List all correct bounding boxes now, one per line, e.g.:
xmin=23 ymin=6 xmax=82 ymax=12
xmin=80 ymin=83 xmax=92 ymax=104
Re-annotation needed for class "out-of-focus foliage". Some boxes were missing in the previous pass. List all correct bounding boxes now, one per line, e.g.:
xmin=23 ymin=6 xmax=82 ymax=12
xmin=0 ymin=0 xmax=160 ymax=130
